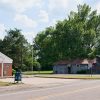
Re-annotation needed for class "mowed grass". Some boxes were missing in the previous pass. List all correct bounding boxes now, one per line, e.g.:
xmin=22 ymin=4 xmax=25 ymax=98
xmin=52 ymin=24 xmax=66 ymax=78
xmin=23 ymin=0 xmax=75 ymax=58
xmin=23 ymin=71 xmax=53 ymax=75
xmin=34 ymin=74 xmax=100 ymax=79
xmin=0 ymin=81 xmax=12 ymax=86
xmin=22 ymin=71 xmax=100 ymax=79
xmin=0 ymin=81 xmax=23 ymax=86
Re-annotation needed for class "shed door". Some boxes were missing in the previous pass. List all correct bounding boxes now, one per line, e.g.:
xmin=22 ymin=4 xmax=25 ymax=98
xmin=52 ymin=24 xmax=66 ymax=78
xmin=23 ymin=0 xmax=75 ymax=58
xmin=68 ymin=67 xmax=71 ymax=74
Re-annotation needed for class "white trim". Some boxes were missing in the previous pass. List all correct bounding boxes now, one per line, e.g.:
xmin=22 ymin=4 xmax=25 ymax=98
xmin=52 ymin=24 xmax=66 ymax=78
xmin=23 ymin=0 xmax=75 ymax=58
xmin=0 ymin=52 xmax=13 ymax=63
xmin=1 ymin=61 xmax=3 ymax=77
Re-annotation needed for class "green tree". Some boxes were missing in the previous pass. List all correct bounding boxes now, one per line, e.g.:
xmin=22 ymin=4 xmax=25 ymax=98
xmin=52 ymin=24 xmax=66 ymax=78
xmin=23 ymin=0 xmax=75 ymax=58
xmin=1 ymin=28 xmax=33 ymax=70
xmin=34 ymin=4 xmax=100 ymax=70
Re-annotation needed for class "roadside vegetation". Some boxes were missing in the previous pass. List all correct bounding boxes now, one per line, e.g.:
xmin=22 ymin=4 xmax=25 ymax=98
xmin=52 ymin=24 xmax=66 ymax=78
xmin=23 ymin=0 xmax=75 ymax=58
xmin=23 ymin=71 xmax=53 ymax=75
xmin=0 ymin=81 xmax=12 ymax=86
xmin=35 ymin=74 xmax=100 ymax=79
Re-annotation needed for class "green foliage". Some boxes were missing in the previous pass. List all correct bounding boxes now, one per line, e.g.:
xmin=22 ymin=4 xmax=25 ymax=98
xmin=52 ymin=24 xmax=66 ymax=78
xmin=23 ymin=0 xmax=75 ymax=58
xmin=23 ymin=71 xmax=53 ymax=75
xmin=12 ymin=69 xmax=16 ymax=75
xmin=77 ymin=70 xmax=87 ymax=74
xmin=0 ymin=4 xmax=100 ymax=71
xmin=33 ymin=61 xmax=41 ymax=71
xmin=0 ymin=28 xmax=36 ymax=71
xmin=34 ymin=4 xmax=100 ymax=69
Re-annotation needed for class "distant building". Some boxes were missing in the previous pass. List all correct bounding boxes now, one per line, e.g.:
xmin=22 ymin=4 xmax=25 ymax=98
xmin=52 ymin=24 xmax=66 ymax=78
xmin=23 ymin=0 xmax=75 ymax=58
xmin=53 ymin=59 xmax=96 ymax=74
xmin=0 ymin=52 xmax=13 ymax=77
xmin=92 ymin=55 xmax=100 ymax=74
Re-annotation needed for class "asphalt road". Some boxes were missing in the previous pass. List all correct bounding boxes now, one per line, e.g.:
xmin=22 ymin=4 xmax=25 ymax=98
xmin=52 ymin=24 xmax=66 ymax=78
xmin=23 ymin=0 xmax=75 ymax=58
xmin=0 ymin=79 xmax=100 ymax=100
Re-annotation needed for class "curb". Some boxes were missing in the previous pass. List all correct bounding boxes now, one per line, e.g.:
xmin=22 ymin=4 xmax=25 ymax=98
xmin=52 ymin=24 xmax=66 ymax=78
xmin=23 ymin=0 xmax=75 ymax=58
xmin=34 ymin=76 xmax=100 ymax=80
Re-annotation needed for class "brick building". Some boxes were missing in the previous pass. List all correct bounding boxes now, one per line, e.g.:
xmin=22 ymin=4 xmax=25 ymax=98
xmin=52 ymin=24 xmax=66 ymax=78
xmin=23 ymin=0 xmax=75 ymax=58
xmin=0 ymin=52 xmax=13 ymax=77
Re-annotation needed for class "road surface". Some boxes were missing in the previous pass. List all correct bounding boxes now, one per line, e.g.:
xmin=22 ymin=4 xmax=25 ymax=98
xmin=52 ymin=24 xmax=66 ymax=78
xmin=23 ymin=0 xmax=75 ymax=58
xmin=0 ymin=78 xmax=100 ymax=100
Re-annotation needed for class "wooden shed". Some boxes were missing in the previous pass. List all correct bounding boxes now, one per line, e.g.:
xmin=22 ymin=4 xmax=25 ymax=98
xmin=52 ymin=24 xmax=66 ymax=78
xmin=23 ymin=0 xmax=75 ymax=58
xmin=53 ymin=59 xmax=96 ymax=74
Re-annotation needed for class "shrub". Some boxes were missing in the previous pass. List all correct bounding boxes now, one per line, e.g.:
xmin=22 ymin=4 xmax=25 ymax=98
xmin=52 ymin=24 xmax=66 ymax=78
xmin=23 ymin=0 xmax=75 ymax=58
xmin=77 ymin=70 xmax=87 ymax=74
xmin=12 ymin=69 xmax=16 ymax=76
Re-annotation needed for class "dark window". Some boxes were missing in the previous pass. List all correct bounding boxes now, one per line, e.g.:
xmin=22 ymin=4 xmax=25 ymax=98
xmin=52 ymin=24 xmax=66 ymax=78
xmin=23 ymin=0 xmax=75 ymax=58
xmin=80 ymin=64 xmax=88 ymax=67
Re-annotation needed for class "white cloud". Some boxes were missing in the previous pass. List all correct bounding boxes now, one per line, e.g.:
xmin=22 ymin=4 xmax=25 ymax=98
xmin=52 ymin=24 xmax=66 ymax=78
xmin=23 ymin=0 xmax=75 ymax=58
xmin=48 ymin=19 xmax=58 ymax=27
xmin=48 ymin=0 xmax=69 ymax=11
xmin=0 ymin=0 xmax=42 ymax=13
xmin=0 ymin=0 xmax=97 ymax=43
xmin=51 ymin=19 xmax=57 ymax=25
xmin=75 ymin=0 xmax=84 ymax=4
xmin=38 ymin=10 xmax=49 ymax=23
xmin=22 ymin=31 xmax=36 ymax=43
xmin=0 ymin=23 xmax=6 ymax=39
xmin=96 ymin=2 xmax=100 ymax=14
xmin=14 ymin=14 xmax=37 ymax=28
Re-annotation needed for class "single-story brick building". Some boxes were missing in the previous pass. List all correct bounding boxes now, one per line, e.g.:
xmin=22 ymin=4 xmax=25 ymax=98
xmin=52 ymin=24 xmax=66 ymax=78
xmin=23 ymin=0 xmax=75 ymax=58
xmin=0 ymin=52 xmax=13 ymax=77
xmin=53 ymin=58 xmax=96 ymax=74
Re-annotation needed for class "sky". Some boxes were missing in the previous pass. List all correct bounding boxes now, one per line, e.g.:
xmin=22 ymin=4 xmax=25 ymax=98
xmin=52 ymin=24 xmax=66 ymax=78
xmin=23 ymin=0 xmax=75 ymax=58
xmin=0 ymin=0 xmax=100 ymax=43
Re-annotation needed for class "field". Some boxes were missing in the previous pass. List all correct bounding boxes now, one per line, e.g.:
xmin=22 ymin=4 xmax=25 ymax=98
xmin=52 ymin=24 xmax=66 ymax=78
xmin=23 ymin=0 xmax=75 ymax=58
xmin=34 ymin=74 xmax=100 ymax=79
xmin=23 ymin=71 xmax=53 ymax=75
xmin=0 ymin=81 xmax=11 ymax=86
xmin=23 ymin=71 xmax=100 ymax=79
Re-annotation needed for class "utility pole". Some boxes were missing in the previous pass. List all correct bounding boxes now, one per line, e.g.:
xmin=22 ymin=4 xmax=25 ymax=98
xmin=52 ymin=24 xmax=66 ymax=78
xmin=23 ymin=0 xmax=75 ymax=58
xmin=32 ymin=39 xmax=34 ymax=72
xmin=21 ymin=42 xmax=23 ymax=70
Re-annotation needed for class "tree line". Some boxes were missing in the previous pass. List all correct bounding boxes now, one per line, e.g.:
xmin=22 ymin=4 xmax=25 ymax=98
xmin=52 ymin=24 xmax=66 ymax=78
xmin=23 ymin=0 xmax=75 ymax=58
xmin=0 ymin=29 xmax=40 ymax=71
xmin=34 ymin=4 xmax=100 ymax=70
xmin=0 ymin=4 xmax=100 ymax=71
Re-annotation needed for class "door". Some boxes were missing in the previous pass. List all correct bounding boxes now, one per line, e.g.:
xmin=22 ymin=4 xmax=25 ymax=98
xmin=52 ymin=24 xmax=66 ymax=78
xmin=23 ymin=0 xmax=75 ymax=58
xmin=68 ymin=67 xmax=71 ymax=74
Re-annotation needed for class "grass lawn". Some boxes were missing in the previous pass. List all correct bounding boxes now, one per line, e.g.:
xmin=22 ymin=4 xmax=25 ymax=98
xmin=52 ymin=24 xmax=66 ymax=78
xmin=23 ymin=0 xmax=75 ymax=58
xmin=0 ymin=81 xmax=12 ymax=86
xmin=34 ymin=74 xmax=100 ymax=79
xmin=22 ymin=71 xmax=100 ymax=79
xmin=0 ymin=81 xmax=23 ymax=86
xmin=23 ymin=71 xmax=53 ymax=75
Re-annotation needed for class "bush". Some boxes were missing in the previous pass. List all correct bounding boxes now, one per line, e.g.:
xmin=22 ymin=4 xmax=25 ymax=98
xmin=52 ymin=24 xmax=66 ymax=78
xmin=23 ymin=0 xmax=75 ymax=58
xmin=12 ymin=69 xmax=16 ymax=76
xmin=77 ymin=70 xmax=87 ymax=74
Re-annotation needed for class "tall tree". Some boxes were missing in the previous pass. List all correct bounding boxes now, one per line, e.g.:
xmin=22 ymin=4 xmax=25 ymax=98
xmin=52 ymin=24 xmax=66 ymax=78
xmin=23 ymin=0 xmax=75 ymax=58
xmin=1 ymin=28 xmax=33 ymax=70
xmin=34 ymin=4 xmax=100 ymax=70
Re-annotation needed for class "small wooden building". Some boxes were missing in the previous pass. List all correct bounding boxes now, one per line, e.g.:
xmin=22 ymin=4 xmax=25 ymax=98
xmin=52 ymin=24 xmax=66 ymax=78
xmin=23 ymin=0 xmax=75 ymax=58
xmin=92 ymin=55 xmax=100 ymax=74
xmin=53 ymin=59 xmax=96 ymax=74
xmin=0 ymin=52 xmax=13 ymax=77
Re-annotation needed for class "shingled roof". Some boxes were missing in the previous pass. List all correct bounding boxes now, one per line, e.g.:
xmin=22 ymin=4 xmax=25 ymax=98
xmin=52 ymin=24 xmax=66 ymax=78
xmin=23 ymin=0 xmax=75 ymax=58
xmin=54 ymin=58 xmax=96 ymax=65
xmin=0 ymin=52 xmax=13 ymax=63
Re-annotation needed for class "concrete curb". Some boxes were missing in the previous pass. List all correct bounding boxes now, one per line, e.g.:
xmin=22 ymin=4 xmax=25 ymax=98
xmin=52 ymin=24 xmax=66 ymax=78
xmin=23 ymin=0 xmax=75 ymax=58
xmin=34 ymin=75 xmax=100 ymax=80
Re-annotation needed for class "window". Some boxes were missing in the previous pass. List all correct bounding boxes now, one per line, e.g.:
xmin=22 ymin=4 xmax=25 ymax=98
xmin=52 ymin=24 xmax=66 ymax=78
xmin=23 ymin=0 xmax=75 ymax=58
xmin=80 ymin=64 xmax=88 ymax=67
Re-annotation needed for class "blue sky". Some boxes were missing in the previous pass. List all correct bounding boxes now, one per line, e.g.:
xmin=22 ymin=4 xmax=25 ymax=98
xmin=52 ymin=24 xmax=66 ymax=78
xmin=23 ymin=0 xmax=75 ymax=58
xmin=0 ymin=0 xmax=100 ymax=43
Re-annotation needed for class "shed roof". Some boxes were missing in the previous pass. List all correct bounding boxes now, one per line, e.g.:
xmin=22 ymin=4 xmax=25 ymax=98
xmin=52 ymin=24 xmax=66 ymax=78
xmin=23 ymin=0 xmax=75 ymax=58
xmin=54 ymin=58 xmax=96 ymax=65
xmin=0 ymin=52 xmax=13 ymax=63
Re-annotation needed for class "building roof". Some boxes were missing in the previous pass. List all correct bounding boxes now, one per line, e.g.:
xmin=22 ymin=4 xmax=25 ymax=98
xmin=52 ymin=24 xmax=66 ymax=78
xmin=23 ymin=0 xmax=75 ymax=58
xmin=0 ymin=52 xmax=13 ymax=63
xmin=54 ymin=58 xmax=96 ymax=65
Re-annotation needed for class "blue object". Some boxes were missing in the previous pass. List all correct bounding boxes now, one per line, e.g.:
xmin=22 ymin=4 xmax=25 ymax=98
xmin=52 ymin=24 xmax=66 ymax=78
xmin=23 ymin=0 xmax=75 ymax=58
xmin=15 ymin=71 xmax=22 ymax=82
